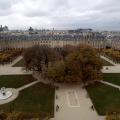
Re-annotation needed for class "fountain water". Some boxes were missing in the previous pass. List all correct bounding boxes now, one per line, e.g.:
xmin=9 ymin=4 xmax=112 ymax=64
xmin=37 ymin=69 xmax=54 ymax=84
xmin=0 ymin=87 xmax=13 ymax=100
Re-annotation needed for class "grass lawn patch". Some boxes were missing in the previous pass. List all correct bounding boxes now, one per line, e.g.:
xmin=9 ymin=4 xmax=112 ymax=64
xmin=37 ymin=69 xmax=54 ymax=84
xmin=0 ymin=75 xmax=35 ymax=88
xmin=86 ymin=82 xmax=120 ymax=115
xmin=0 ymin=83 xmax=55 ymax=117
xmin=103 ymin=73 xmax=120 ymax=86
xmin=13 ymin=58 xmax=24 ymax=67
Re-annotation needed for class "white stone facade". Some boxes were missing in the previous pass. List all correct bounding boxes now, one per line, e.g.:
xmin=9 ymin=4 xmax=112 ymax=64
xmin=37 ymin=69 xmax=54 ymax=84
xmin=0 ymin=34 xmax=120 ymax=50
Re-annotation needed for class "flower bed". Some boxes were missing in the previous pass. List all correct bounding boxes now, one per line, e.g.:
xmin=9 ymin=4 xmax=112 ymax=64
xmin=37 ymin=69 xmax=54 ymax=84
xmin=101 ymin=49 xmax=120 ymax=64
xmin=0 ymin=49 xmax=22 ymax=64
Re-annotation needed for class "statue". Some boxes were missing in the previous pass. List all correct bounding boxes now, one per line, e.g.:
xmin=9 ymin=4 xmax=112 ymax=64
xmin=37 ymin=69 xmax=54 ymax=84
xmin=0 ymin=87 xmax=6 ymax=96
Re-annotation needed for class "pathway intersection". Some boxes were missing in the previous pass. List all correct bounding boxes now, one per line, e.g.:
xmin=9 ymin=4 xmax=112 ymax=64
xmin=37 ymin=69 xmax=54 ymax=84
xmin=0 ymin=56 xmax=120 ymax=120
xmin=52 ymin=85 xmax=105 ymax=120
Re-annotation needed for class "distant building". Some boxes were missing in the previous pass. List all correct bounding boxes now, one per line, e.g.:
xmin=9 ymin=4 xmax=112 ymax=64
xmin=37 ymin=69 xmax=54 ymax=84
xmin=0 ymin=28 xmax=120 ymax=51
xmin=68 ymin=28 xmax=92 ymax=34
xmin=0 ymin=25 xmax=9 ymax=32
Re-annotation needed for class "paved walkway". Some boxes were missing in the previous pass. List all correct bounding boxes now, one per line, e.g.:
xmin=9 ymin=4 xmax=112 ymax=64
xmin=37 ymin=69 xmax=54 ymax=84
xmin=32 ymin=72 xmax=57 ymax=85
xmin=10 ymin=56 xmax=23 ymax=67
xmin=33 ymin=73 xmax=105 ymax=120
xmin=0 ymin=56 xmax=23 ymax=67
xmin=0 ymin=56 xmax=32 ymax=75
xmin=51 ymin=85 xmax=105 ymax=120
xmin=99 ymin=81 xmax=120 ymax=90
xmin=100 ymin=55 xmax=117 ymax=66
xmin=101 ymin=55 xmax=120 ymax=73
xmin=102 ymin=65 xmax=120 ymax=73
xmin=17 ymin=80 xmax=40 ymax=91
xmin=32 ymin=72 xmax=49 ymax=84
xmin=0 ymin=67 xmax=32 ymax=75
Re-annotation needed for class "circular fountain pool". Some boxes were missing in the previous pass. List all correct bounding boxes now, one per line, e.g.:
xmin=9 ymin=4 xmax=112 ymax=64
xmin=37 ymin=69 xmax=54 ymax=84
xmin=0 ymin=90 xmax=12 ymax=100
xmin=0 ymin=87 xmax=19 ymax=105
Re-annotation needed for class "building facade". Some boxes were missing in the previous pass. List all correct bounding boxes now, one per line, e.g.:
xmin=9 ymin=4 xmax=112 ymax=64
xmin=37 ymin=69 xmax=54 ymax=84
xmin=0 ymin=31 xmax=120 ymax=51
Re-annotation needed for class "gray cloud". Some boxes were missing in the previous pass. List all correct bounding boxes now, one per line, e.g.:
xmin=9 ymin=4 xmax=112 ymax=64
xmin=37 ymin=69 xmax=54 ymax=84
xmin=0 ymin=0 xmax=120 ymax=30
xmin=0 ymin=0 xmax=12 ymax=9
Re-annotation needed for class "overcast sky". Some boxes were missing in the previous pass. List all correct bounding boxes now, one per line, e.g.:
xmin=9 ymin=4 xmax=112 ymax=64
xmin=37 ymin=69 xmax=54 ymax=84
xmin=0 ymin=0 xmax=120 ymax=30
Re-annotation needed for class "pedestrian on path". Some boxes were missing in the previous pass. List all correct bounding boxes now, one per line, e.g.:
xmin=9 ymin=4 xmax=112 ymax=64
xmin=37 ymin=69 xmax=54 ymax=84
xmin=91 ymin=105 xmax=94 ymax=111
xmin=56 ymin=95 xmax=58 ymax=99
xmin=106 ymin=67 xmax=109 ymax=70
xmin=56 ymin=105 xmax=59 ymax=112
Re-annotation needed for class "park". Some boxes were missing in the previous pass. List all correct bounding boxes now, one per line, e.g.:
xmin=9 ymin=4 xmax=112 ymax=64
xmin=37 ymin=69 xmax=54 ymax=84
xmin=0 ymin=44 xmax=120 ymax=120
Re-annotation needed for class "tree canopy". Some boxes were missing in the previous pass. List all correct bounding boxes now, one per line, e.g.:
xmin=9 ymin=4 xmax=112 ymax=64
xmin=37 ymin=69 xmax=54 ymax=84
xmin=43 ymin=44 xmax=103 ymax=84
xmin=24 ymin=44 xmax=103 ymax=84
xmin=23 ymin=45 xmax=59 ymax=72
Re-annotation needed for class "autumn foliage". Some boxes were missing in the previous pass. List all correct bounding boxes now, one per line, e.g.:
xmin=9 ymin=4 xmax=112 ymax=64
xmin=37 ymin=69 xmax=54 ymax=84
xmin=0 ymin=49 xmax=22 ymax=64
xmin=24 ymin=44 xmax=103 ymax=84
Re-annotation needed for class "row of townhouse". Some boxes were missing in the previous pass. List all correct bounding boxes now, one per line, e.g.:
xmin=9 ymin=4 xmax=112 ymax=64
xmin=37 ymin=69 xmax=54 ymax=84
xmin=111 ymin=36 xmax=120 ymax=50
xmin=0 ymin=33 xmax=120 ymax=50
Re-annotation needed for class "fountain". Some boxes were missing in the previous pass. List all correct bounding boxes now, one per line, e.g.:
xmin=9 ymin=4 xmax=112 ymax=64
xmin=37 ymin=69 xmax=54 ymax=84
xmin=0 ymin=87 xmax=19 ymax=105
xmin=0 ymin=87 xmax=13 ymax=100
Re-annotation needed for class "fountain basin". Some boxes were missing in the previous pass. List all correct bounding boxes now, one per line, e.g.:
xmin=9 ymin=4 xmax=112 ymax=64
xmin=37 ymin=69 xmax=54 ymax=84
xmin=0 ymin=88 xmax=19 ymax=105
xmin=0 ymin=91 xmax=12 ymax=100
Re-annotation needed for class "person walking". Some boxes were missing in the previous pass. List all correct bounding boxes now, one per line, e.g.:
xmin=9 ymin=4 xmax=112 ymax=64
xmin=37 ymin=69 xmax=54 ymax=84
xmin=56 ymin=105 xmax=59 ymax=112
xmin=91 ymin=105 xmax=94 ymax=111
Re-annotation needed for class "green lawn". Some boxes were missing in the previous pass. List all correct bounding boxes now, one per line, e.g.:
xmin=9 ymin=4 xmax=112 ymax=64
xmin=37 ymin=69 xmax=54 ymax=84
xmin=13 ymin=58 xmax=24 ymax=67
xmin=0 ymin=83 xmax=55 ymax=117
xmin=86 ymin=82 xmax=120 ymax=115
xmin=101 ymin=59 xmax=113 ymax=66
xmin=0 ymin=75 xmax=35 ymax=88
xmin=103 ymin=73 xmax=120 ymax=86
